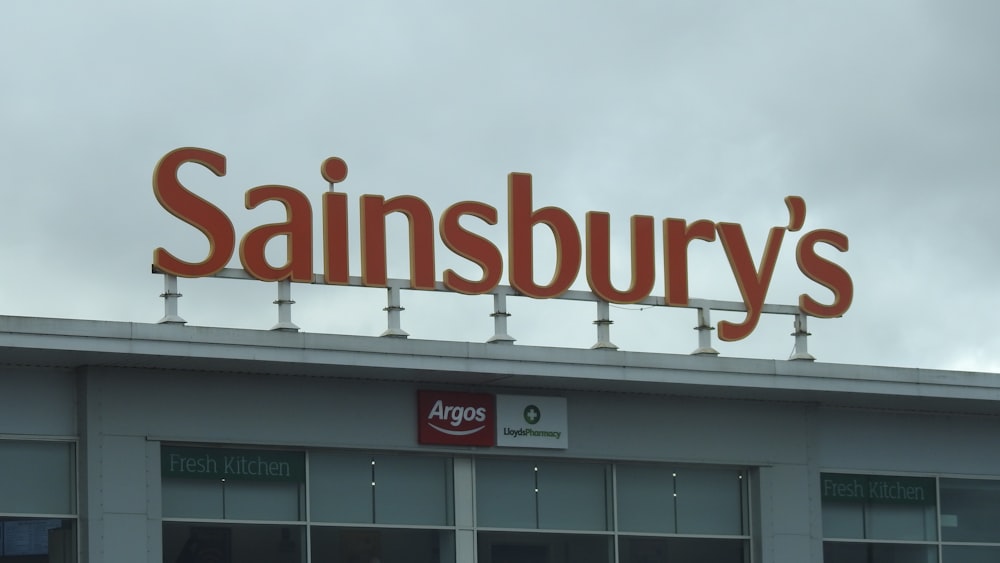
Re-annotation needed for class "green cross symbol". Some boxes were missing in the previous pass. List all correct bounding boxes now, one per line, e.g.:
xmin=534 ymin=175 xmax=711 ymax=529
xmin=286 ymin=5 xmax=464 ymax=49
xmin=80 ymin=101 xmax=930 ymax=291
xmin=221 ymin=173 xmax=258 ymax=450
xmin=523 ymin=405 xmax=541 ymax=425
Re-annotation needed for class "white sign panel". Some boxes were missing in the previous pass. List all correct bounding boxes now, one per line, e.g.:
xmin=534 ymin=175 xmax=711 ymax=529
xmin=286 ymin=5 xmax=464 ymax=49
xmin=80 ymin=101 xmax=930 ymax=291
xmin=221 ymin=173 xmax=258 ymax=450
xmin=496 ymin=395 xmax=568 ymax=449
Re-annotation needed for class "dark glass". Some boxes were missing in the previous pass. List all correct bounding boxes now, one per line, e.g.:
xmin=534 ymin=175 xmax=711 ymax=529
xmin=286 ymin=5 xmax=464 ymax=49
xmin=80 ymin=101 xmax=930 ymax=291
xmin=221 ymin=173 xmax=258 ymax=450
xmin=942 ymin=545 xmax=1000 ymax=563
xmin=823 ymin=541 xmax=937 ymax=563
xmin=311 ymin=526 xmax=454 ymax=563
xmin=477 ymin=531 xmax=611 ymax=563
xmin=0 ymin=517 xmax=75 ymax=562
xmin=618 ymin=536 xmax=747 ymax=563
xmin=163 ymin=522 xmax=304 ymax=563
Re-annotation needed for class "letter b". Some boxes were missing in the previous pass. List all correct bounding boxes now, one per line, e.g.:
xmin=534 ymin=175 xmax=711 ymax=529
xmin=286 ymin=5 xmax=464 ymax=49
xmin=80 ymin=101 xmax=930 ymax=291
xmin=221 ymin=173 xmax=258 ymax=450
xmin=508 ymin=173 xmax=581 ymax=298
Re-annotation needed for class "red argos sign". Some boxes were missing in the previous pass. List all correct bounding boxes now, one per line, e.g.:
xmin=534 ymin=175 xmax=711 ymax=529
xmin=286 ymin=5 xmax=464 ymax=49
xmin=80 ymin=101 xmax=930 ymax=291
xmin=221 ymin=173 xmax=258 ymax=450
xmin=152 ymin=148 xmax=853 ymax=341
xmin=417 ymin=391 xmax=495 ymax=446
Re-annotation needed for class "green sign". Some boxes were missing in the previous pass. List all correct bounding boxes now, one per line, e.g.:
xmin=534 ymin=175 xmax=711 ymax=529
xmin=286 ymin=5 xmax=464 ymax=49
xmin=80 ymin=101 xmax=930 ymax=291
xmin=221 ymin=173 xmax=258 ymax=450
xmin=821 ymin=473 xmax=935 ymax=505
xmin=162 ymin=446 xmax=305 ymax=482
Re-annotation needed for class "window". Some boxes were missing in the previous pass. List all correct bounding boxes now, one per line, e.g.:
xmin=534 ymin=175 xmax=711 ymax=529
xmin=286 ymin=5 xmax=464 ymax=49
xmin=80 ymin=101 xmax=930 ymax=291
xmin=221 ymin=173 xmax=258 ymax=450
xmin=616 ymin=465 xmax=746 ymax=535
xmin=821 ymin=473 xmax=937 ymax=562
xmin=0 ymin=440 xmax=77 ymax=562
xmin=615 ymin=464 xmax=750 ymax=563
xmin=161 ymin=446 xmax=307 ymax=563
xmin=475 ymin=459 xmax=749 ymax=563
xmin=821 ymin=473 xmax=1000 ymax=563
xmin=940 ymin=478 xmax=1000 ymax=561
xmin=308 ymin=451 xmax=455 ymax=563
xmin=161 ymin=446 xmax=454 ymax=563
xmin=162 ymin=447 xmax=749 ymax=562
xmin=476 ymin=459 xmax=610 ymax=531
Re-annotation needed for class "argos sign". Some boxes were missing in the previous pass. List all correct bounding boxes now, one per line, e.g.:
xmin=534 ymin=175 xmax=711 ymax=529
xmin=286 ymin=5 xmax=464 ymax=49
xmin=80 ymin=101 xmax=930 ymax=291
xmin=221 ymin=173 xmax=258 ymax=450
xmin=417 ymin=391 xmax=495 ymax=446
xmin=152 ymin=147 xmax=853 ymax=341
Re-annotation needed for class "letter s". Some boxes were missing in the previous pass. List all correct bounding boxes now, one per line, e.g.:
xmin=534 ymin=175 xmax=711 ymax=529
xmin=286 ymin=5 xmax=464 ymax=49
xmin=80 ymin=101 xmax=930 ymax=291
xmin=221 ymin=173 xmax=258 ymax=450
xmin=474 ymin=407 xmax=486 ymax=422
xmin=440 ymin=201 xmax=503 ymax=294
xmin=797 ymin=229 xmax=853 ymax=317
xmin=153 ymin=147 xmax=235 ymax=277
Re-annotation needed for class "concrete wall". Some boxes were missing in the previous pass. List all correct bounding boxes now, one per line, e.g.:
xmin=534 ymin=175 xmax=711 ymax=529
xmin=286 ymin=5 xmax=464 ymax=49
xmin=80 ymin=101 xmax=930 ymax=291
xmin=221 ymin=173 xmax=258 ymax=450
xmin=0 ymin=367 xmax=76 ymax=437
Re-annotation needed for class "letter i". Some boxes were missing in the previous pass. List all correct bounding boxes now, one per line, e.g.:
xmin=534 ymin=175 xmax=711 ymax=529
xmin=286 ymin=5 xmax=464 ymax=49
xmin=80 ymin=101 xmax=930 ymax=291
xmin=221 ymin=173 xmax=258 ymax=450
xmin=322 ymin=157 xmax=350 ymax=284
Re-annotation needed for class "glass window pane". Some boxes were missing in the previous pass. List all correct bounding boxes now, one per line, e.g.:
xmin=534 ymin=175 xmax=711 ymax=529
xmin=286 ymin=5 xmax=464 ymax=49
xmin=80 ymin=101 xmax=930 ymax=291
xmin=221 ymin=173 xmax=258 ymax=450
xmin=0 ymin=517 xmax=76 ymax=561
xmin=619 ymin=536 xmax=748 ymax=563
xmin=616 ymin=464 xmax=676 ymax=533
xmin=823 ymin=503 xmax=936 ymax=540
xmin=823 ymin=502 xmax=865 ymax=539
xmin=476 ymin=459 xmax=537 ymax=529
xmin=309 ymin=451 xmax=374 ymax=524
xmin=867 ymin=504 xmax=936 ymax=541
xmin=373 ymin=454 xmax=452 ymax=526
xmin=162 ymin=479 xmax=224 ymax=519
xmin=163 ymin=522 xmax=305 ymax=563
xmin=311 ymin=526 xmax=454 ymax=563
xmin=940 ymin=478 xmax=1000 ymax=542
xmin=537 ymin=461 xmax=609 ymax=531
xmin=823 ymin=541 xmax=937 ymax=563
xmin=162 ymin=479 xmax=302 ymax=521
xmin=225 ymin=481 xmax=302 ymax=521
xmin=942 ymin=545 xmax=1000 ymax=563
xmin=477 ymin=531 xmax=612 ymax=563
xmin=0 ymin=441 xmax=74 ymax=515
xmin=676 ymin=468 xmax=744 ymax=535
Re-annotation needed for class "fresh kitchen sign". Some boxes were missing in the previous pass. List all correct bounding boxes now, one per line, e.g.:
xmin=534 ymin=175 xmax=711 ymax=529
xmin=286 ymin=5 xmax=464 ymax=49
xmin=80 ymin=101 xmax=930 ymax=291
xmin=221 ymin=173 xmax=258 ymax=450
xmin=821 ymin=473 xmax=935 ymax=505
xmin=162 ymin=446 xmax=305 ymax=482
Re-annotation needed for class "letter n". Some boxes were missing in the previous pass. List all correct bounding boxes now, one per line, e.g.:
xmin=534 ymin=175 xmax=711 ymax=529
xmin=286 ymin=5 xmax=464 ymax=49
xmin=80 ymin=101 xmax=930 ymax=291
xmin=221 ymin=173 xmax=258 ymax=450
xmin=360 ymin=195 xmax=436 ymax=289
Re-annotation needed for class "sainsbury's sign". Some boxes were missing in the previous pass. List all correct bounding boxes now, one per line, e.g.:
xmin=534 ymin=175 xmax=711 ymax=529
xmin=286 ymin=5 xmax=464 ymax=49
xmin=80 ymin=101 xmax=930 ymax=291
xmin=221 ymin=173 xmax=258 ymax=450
xmin=152 ymin=147 xmax=853 ymax=341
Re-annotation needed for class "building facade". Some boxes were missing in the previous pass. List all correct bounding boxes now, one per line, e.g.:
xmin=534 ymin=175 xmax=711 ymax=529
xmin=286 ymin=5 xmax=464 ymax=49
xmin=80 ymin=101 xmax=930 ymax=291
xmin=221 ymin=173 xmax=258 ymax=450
xmin=2 ymin=314 xmax=1000 ymax=563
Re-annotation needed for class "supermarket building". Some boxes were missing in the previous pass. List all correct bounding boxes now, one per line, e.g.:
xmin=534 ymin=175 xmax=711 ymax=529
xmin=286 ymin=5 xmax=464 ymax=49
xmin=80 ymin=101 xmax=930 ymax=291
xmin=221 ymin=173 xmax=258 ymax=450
xmin=3 ymin=150 xmax=999 ymax=562
xmin=4 ymin=306 xmax=1000 ymax=563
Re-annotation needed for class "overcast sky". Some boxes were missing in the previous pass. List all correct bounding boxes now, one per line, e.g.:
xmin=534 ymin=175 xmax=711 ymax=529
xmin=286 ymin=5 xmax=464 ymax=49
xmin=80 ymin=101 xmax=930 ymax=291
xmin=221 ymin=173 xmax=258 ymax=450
xmin=2 ymin=1 xmax=998 ymax=372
